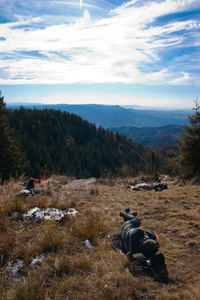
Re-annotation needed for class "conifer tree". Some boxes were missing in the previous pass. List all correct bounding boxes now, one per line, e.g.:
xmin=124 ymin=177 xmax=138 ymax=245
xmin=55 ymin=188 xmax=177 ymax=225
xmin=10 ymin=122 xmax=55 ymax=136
xmin=0 ymin=91 xmax=29 ymax=183
xmin=177 ymin=98 xmax=200 ymax=176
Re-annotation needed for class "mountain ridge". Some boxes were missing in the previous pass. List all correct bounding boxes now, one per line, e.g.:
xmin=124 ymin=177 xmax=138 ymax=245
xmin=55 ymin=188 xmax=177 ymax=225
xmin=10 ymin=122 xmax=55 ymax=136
xmin=109 ymin=124 xmax=184 ymax=149
xmin=6 ymin=103 xmax=191 ymax=128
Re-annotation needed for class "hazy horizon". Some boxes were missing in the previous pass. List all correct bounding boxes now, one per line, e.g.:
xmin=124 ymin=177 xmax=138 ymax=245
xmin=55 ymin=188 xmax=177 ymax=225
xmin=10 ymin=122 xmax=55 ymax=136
xmin=6 ymin=101 xmax=193 ymax=111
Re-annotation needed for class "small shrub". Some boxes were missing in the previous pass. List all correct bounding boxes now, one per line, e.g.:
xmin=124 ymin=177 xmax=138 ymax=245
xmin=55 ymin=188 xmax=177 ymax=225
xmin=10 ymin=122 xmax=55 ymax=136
xmin=72 ymin=257 xmax=92 ymax=274
xmin=15 ymin=279 xmax=46 ymax=300
xmin=0 ymin=229 xmax=16 ymax=266
xmin=28 ymin=197 xmax=48 ymax=210
xmin=88 ymin=187 xmax=99 ymax=196
xmin=0 ymin=203 xmax=7 ymax=232
xmin=7 ymin=197 xmax=27 ymax=214
xmin=36 ymin=224 xmax=65 ymax=253
xmin=54 ymin=255 xmax=71 ymax=276
xmin=72 ymin=213 xmax=105 ymax=243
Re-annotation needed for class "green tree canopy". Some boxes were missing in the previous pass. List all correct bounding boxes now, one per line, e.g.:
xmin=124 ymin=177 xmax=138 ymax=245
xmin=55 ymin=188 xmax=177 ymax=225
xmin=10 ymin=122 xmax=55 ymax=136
xmin=7 ymin=105 xmax=156 ymax=179
xmin=176 ymin=98 xmax=200 ymax=177
xmin=0 ymin=92 xmax=29 ymax=183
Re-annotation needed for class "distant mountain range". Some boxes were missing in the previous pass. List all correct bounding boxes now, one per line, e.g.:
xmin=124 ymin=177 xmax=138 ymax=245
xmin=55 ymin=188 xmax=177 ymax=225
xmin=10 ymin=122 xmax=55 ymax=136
xmin=110 ymin=124 xmax=184 ymax=149
xmin=7 ymin=103 xmax=192 ymax=128
xmin=121 ymin=105 xmax=191 ymax=111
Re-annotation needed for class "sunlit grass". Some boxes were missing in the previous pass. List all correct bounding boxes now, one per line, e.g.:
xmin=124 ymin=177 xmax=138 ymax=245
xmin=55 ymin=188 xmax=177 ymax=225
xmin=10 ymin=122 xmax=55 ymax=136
xmin=0 ymin=175 xmax=199 ymax=299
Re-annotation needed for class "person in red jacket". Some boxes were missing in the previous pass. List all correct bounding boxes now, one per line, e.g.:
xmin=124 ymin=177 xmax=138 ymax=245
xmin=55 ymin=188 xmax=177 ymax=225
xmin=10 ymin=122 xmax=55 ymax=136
xmin=41 ymin=164 xmax=47 ymax=180
xmin=26 ymin=178 xmax=40 ymax=190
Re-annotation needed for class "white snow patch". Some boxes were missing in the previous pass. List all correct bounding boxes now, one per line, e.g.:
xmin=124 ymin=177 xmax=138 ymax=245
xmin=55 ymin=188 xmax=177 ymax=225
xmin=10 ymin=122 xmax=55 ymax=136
xmin=5 ymin=259 xmax=23 ymax=279
xmin=67 ymin=208 xmax=78 ymax=216
xmin=84 ymin=239 xmax=95 ymax=249
xmin=125 ymin=267 xmax=129 ymax=272
xmin=23 ymin=207 xmax=78 ymax=221
xmin=24 ymin=207 xmax=66 ymax=220
xmin=29 ymin=254 xmax=45 ymax=269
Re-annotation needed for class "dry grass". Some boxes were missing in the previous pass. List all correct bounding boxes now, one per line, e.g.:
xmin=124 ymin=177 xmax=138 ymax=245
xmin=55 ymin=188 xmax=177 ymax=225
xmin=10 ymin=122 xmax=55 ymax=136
xmin=0 ymin=175 xmax=199 ymax=299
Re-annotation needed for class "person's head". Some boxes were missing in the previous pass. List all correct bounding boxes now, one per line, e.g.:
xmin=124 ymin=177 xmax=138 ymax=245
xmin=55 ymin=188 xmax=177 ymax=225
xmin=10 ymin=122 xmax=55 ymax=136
xmin=139 ymin=238 xmax=157 ymax=254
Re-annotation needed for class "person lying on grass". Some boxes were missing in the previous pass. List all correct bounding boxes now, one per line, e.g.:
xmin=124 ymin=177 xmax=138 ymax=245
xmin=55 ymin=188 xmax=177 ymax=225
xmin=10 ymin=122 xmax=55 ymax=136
xmin=120 ymin=208 xmax=168 ymax=282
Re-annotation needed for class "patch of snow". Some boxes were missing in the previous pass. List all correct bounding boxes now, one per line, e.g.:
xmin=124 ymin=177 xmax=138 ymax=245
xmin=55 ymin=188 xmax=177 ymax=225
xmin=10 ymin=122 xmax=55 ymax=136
xmin=5 ymin=255 xmax=46 ymax=280
xmin=29 ymin=254 xmax=45 ymax=269
xmin=125 ymin=268 xmax=129 ymax=272
xmin=84 ymin=239 xmax=95 ymax=249
xmin=22 ymin=207 xmax=78 ymax=221
xmin=17 ymin=189 xmax=32 ymax=196
xmin=67 ymin=208 xmax=78 ymax=216
xmin=135 ymin=183 xmax=151 ymax=188
xmin=25 ymin=207 xmax=40 ymax=217
xmin=10 ymin=211 xmax=23 ymax=220
xmin=42 ymin=208 xmax=66 ymax=220
xmin=5 ymin=259 xmax=23 ymax=279
xmin=24 ymin=207 xmax=66 ymax=220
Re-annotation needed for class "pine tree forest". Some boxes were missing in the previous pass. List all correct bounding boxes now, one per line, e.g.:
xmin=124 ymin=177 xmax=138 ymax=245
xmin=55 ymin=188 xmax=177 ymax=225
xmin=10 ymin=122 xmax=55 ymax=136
xmin=7 ymin=106 xmax=155 ymax=180
xmin=0 ymin=92 xmax=29 ymax=183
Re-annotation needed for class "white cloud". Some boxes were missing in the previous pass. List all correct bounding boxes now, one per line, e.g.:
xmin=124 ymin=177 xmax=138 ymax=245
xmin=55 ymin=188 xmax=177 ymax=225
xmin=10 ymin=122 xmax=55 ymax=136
xmin=54 ymin=0 xmax=108 ymax=12
xmin=0 ymin=0 xmax=200 ymax=86
xmin=171 ymin=72 xmax=190 ymax=85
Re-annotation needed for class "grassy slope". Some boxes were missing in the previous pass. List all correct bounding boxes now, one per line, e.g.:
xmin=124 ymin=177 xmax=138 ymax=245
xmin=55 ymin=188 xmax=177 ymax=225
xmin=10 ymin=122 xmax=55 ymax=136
xmin=0 ymin=176 xmax=199 ymax=299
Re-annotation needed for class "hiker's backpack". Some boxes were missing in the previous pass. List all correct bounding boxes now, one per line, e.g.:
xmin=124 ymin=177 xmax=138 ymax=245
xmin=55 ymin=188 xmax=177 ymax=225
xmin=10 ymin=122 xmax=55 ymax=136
xmin=144 ymin=229 xmax=160 ymax=248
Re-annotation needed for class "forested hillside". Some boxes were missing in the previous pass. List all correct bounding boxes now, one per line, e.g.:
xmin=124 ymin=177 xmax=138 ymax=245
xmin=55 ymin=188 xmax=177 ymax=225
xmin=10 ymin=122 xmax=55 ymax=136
xmin=0 ymin=93 xmax=29 ymax=183
xmin=109 ymin=125 xmax=184 ymax=149
xmin=7 ymin=107 xmax=164 ymax=179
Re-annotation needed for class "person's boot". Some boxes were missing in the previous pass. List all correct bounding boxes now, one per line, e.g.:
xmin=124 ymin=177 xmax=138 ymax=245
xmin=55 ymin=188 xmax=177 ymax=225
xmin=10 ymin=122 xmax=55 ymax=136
xmin=131 ymin=212 xmax=137 ymax=216
xmin=119 ymin=208 xmax=130 ymax=217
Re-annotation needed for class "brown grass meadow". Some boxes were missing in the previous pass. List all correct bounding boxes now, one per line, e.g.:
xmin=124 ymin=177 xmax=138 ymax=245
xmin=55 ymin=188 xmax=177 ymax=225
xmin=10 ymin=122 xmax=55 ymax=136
xmin=0 ymin=175 xmax=199 ymax=299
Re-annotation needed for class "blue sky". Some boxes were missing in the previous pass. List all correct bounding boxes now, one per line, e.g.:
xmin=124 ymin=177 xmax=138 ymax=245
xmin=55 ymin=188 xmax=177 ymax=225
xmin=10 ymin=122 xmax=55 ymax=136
xmin=0 ymin=0 xmax=200 ymax=108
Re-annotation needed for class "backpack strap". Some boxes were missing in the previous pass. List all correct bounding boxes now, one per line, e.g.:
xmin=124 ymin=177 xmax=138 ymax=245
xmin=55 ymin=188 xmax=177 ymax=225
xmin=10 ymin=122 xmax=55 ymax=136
xmin=144 ymin=229 xmax=160 ymax=247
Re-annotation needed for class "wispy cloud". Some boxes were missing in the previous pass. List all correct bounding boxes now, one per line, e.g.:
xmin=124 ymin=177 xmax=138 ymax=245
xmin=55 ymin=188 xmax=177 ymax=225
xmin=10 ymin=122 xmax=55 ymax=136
xmin=54 ymin=1 xmax=108 ymax=12
xmin=0 ymin=0 xmax=200 ymax=86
